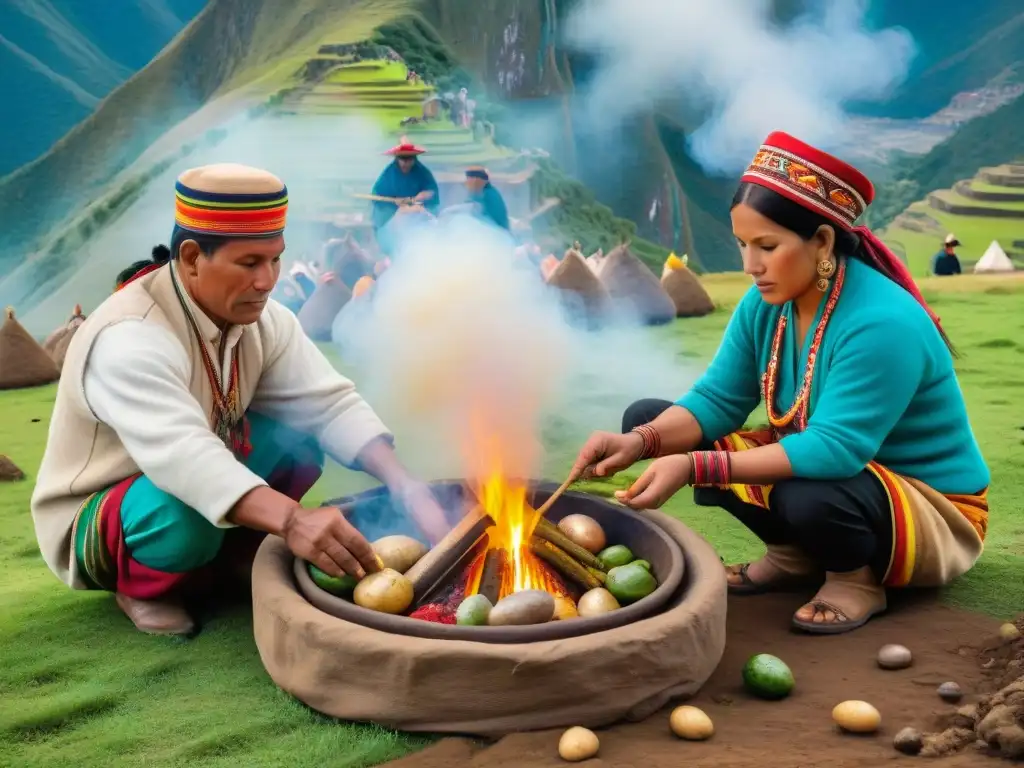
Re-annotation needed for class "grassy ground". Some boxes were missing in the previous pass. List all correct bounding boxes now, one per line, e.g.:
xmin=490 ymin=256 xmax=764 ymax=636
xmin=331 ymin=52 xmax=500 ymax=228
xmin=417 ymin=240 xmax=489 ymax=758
xmin=1 ymin=273 xmax=1022 ymax=766
xmin=881 ymin=166 xmax=1024 ymax=276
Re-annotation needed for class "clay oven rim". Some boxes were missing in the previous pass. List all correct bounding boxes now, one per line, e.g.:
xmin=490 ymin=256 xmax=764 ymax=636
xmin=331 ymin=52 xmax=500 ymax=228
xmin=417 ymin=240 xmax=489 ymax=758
xmin=293 ymin=480 xmax=687 ymax=644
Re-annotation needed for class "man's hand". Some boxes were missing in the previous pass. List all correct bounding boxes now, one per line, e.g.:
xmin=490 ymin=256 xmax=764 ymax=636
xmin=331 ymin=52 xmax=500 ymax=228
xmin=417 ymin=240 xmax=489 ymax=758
xmin=571 ymin=430 xmax=645 ymax=480
xmin=414 ymin=190 xmax=435 ymax=202
xmin=614 ymin=455 xmax=692 ymax=510
xmin=392 ymin=480 xmax=450 ymax=545
xmin=282 ymin=506 xmax=381 ymax=579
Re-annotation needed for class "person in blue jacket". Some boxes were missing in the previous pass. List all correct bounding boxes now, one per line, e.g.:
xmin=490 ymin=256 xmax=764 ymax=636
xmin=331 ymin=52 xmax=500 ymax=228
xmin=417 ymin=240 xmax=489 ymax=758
xmin=370 ymin=138 xmax=439 ymax=255
xmin=462 ymin=166 xmax=510 ymax=231
xmin=570 ymin=132 xmax=990 ymax=637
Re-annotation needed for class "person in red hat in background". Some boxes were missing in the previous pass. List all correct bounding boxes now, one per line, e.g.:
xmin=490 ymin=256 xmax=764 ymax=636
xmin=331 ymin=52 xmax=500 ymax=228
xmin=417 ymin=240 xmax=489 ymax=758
xmin=572 ymin=132 xmax=990 ymax=636
xmin=370 ymin=137 xmax=440 ymax=254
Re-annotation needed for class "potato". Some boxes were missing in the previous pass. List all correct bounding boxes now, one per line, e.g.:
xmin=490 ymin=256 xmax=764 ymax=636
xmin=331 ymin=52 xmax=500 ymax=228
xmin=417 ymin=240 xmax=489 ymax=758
xmin=558 ymin=726 xmax=599 ymax=762
xmin=557 ymin=514 xmax=607 ymax=554
xmin=832 ymin=700 xmax=881 ymax=733
xmin=353 ymin=568 xmax=414 ymax=614
xmin=488 ymin=590 xmax=555 ymax=626
xmin=669 ymin=705 xmax=714 ymax=741
xmin=576 ymin=588 xmax=620 ymax=618
xmin=372 ymin=535 xmax=428 ymax=574
xmin=552 ymin=595 xmax=579 ymax=621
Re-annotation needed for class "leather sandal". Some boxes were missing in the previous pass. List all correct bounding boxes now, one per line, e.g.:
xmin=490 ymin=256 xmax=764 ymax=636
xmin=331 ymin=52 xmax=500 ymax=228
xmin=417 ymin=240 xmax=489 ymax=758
xmin=116 ymin=593 xmax=196 ymax=637
xmin=724 ymin=545 xmax=819 ymax=595
xmin=790 ymin=569 xmax=887 ymax=635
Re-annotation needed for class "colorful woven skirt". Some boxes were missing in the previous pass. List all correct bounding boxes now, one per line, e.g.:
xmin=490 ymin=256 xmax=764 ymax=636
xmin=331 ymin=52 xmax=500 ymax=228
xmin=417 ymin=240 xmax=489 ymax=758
xmin=710 ymin=429 xmax=988 ymax=588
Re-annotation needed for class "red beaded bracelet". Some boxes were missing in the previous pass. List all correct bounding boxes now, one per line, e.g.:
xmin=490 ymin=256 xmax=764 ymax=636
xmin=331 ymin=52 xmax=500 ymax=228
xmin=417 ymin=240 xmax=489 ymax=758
xmin=630 ymin=424 xmax=661 ymax=460
xmin=689 ymin=450 xmax=732 ymax=486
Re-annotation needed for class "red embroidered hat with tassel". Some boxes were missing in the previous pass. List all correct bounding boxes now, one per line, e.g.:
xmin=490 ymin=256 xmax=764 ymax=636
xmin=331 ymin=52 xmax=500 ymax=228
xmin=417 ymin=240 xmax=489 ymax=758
xmin=741 ymin=131 xmax=943 ymax=334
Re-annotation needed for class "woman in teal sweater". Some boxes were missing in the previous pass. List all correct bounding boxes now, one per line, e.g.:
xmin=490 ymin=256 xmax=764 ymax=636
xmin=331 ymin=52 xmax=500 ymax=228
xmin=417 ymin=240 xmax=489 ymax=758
xmin=572 ymin=132 xmax=990 ymax=635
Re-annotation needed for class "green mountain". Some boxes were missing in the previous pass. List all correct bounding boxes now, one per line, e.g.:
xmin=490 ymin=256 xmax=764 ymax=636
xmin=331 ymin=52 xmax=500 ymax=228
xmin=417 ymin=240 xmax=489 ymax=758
xmin=3 ymin=0 xmax=1023 ymax=323
xmin=0 ymin=0 xmax=207 ymax=175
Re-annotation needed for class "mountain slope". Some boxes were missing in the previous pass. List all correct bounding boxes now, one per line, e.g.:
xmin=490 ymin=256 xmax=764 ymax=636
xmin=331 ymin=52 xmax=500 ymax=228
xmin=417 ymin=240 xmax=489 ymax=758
xmin=865 ymin=91 xmax=1024 ymax=230
xmin=0 ymin=0 xmax=415 ymax=263
xmin=0 ymin=0 xmax=207 ymax=174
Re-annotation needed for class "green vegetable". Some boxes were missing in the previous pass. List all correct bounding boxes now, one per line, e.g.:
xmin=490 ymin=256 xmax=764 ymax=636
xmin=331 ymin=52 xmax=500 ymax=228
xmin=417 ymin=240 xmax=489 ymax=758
xmin=605 ymin=562 xmax=658 ymax=604
xmin=308 ymin=563 xmax=358 ymax=597
xmin=631 ymin=559 xmax=652 ymax=571
xmin=597 ymin=544 xmax=634 ymax=569
xmin=456 ymin=594 xmax=493 ymax=626
xmin=742 ymin=654 xmax=795 ymax=700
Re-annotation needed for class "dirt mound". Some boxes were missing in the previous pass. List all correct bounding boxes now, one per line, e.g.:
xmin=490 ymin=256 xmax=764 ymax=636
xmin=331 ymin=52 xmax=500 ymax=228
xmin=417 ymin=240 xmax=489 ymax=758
xmin=662 ymin=268 xmax=715 ymax=318
xmin=381 ymin=593 xmax=999 ymax=768
xmin=918 ymin=616 xmax=1024 ymax=760
xmin=546 ymin=251 xmax=611 ymax=328
xmin=297 ymin=279 xmax=352 ymax=342
xmin=327 ymin=236 xmax=376 ymax=289
xmin=0 ymin=307 xmax=60 ymax=389
xmin=599 ymin=245 xmax=676 ymax=325
xmin=43 ymin=304 xmax=87 ymax=372
xmin=0 ymin=455 xmax=25 ymax=481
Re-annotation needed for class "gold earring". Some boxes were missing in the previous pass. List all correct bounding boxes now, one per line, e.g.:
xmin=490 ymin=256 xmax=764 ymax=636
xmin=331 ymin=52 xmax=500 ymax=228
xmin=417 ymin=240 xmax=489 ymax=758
xmin=816 ymin=258 xmax=835 ymax=292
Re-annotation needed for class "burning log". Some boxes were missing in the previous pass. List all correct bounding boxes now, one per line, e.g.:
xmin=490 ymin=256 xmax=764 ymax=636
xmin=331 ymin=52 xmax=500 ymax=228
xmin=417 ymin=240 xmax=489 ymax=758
xmin=533 ymin=517 xmax=605 ymax=571
xmin=405 ymin=506 xmax=493 ymax=599
xmin=477 ymin=548 xmax=508 ymax=605
xmin=529 ymin=537 xmax=603 ymax=591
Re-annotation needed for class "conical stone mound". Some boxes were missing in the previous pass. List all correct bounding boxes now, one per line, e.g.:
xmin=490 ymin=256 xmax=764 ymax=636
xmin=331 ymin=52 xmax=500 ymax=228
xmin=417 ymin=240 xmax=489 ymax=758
xmin=298 ymin=279 xmax=352 ymax=342
xmin=0 ymin=455 xmax=25 ymax=482
xmin=599 ymin=245 xmax=676 ymax=325
xmin=0 ymin=307 xmax=60 ymax=390
xmin=547 ymin=251 xmax=611 ymax=328
xmin=661 ymin=267 xmax=715 ymax=317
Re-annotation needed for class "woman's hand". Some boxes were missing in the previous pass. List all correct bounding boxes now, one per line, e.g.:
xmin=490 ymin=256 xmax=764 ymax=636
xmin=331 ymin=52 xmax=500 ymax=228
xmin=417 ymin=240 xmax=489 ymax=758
xmin=614 ymin=455 xmax=692 ymax=510
xmin=571 ymin=430 xmax=645 ymax=479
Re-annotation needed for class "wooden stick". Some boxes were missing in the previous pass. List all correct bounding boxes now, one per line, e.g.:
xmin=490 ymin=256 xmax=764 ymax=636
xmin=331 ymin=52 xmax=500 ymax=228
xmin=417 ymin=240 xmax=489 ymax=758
xmin=404 ymin=506 xmax=493 ymax=598
xmin=351 ymin=193 xmax=414 ymax=205
xmin=534 ymin=470 xmax=579 ymax=518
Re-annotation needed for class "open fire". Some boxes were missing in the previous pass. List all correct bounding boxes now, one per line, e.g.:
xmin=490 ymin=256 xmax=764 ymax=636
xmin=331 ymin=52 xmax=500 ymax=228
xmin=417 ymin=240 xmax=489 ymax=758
xmin=463 ymin=473 xmax=568 ymax=602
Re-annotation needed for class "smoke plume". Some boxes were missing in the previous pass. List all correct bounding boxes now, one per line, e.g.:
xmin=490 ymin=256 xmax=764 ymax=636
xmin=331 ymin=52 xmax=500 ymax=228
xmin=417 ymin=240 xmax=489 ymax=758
xmin=564 ymin=0 xmax=917 ymax=174
xmin=331 ymin=216 xmax=699 ymax=484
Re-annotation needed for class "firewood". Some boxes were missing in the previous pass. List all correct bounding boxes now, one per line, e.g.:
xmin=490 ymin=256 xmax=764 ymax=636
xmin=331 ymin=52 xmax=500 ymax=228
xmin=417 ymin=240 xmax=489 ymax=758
xmin=405 ymin=506 xmax=493 ymax=599
xmin=529 ymin=536 xmax=603 ymax=591
xmin=476 ymin=547 xmax=508 ymax=604
xmin=533 ymin=517 xmax=605 ymax=571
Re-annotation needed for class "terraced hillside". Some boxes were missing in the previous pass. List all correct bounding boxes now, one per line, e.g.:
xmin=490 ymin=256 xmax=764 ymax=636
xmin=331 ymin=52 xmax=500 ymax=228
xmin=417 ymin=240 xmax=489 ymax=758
xmin=881 ymin=162 xmax=1024 ymax=276
xmin=270 ymin=57 xmax=532 ymax=226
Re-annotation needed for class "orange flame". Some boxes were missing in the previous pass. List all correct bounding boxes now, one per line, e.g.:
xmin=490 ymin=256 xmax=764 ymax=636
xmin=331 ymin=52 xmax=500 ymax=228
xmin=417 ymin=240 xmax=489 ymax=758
xmin=462 ymin=408 xmax=552 ymax=600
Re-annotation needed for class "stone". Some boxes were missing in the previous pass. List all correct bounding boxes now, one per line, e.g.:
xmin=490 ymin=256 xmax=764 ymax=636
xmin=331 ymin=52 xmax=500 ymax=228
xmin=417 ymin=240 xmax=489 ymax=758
xmin=877 ymin=643 xmax=913 ymax=670
xmin=938 ymin=682 xmax=964 ymax=703
xmin=893 ymin=726 xmax=924 ymax=755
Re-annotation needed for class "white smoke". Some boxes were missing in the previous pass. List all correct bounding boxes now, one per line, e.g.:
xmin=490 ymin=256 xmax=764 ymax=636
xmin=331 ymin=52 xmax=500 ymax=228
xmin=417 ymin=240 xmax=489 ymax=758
xmin=565 ymin=0 xmax=917 ymax=174
xmin=331 ymin=217 xmax=699 ymax=483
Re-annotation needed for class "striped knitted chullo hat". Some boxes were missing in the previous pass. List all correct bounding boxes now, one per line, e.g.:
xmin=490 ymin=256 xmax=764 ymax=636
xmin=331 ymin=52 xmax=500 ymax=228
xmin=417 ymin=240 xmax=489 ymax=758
xmin=174 ymin=163 xmax=288 ymax=237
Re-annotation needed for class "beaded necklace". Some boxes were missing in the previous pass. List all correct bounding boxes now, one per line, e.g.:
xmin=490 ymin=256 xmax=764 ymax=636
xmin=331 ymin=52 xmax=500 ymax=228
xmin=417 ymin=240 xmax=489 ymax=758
xmin=761 ymin=259 xmax=846 ymax=433
xmin=170 ymin=266 xmax=252 ymax=459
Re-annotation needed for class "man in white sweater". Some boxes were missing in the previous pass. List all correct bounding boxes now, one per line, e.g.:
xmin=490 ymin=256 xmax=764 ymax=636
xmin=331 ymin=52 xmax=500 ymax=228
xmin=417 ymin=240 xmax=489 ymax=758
xmin=31 ymin=163 xmax=449 ymax=637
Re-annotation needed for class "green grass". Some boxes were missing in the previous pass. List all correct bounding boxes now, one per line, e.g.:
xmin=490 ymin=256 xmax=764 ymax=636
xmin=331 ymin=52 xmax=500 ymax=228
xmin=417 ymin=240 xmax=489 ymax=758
xmin=966 ymin=180 xmax=1024 ymax=195
xmin=1 ymin=274 xmax=1022 ymax=766
xmin=882 ymin=201 xmax=1024 ymax=277
xmin=930 ymin=188 xmax=1024 ymax=212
